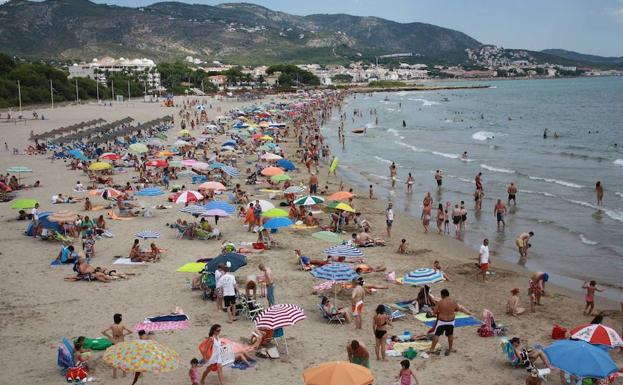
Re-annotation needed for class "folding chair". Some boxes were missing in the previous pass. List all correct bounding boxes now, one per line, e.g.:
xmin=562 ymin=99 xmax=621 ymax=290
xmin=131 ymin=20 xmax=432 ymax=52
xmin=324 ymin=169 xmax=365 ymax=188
xmin=239 ymin=295 xmax=264 ymax=320
xmin=318 ymin=304 xmax=345 ymax=325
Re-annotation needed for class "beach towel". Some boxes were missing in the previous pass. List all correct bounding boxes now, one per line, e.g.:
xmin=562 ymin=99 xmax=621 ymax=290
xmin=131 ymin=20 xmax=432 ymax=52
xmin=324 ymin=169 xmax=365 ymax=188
xmin=147 ymin=314 xmax=189 ymax=322
xmin=87 ymin=205 xmax=105 ymax=211
xmin=134 ymin=320 xmax=189 ymax=332
xmin=73 ymin=337 xmax=112 ymax=350
xmin=291 ymin=224 xmax=319 ymax=230
xmin=113 ymin=258 xmax=146 ymax=265
xmin=176 ymin=262 xmax=206 ymax=273
xmin=392 ymin=341 xmax=433 ymax=353
xmin=414 ymin=312 xmax=481 ymax=328
xmin=231 ymin=359 xmax=256 ymax=370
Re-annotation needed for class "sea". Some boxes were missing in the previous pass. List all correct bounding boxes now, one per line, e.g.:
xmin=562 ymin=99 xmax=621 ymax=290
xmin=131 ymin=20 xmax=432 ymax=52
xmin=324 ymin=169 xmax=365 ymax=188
xmin=321 ymin=76 xmax=623 ymax=301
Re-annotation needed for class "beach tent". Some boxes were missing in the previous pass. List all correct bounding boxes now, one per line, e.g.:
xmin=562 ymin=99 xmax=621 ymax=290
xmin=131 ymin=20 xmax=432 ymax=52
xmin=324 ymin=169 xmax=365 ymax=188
xmin=25 ymin=211 xmax=62 ymax=236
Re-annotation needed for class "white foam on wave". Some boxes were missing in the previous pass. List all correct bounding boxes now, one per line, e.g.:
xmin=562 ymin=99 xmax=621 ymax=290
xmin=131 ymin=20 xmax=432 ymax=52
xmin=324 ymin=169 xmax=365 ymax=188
xmin=395 ymin=91 xmax=408 ymax=97
xmin=520 ymin=189 xmax=556 ymax=198
xmin=472 ymin=131 xmax=496 ymax=141
xmin=444 ymin=119 xmax=453 ymax=123
xmin=614 ymin=159 xmax=623 ymax=166
xmin=365 ymin=123 xmax=375 ymax=129
xmin=373 ymin=155 xmax=393 ymax=165
xmin=387 ymin=129 xmax=401 ymax=138
xmin=604 ymin=209 xmax=623 ymax=222
xmin=481 ymin=164 xmax=515 ymax=174
xmin=528 ymin=175 xmax=583 ymax=189
xmin=387 ymin=108 xmax=397 ymax=112
xmin=432 ymin=151 xmax=459 ymax=159
xmin=579 ymin=234 xmax=598 ymax=246
xmin=408 ymin=98 xmax=439 ymax=106
xmin=446 ymin=174 xmax=473 ymax=184
xmin=615 ymin=192 xmax=623 ymax=198
xmin=396 ymin=141 xmax=427 ymax=153
xmin=561 ymin=199 xmax=623 ymax=223
xmin=396 ymin=141 xmax=464 ymax=160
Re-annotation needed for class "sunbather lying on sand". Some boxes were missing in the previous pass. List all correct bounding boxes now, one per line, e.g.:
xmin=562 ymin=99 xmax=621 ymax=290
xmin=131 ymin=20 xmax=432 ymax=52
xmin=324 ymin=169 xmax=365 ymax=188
xmin=75 ymin=257 xmax=128 ymax=282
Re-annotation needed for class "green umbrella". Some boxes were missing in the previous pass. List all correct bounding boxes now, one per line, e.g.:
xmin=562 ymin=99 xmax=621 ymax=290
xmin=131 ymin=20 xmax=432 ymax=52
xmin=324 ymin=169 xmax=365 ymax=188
xmin=11 ymin=199 xmax=38 ymax=210
xmin=294 ymin=195 xmax=325 ymax=206
xmin=155 ymin=133 xmax=167 ymax=140
xmin=262 ymin=208 xmax=289 ymax=218
xmin=271 ymin=174 xmax=291 ymax=183
xmin=311 ymin=231 xmax=343 ymax=243
xmin=6 ymin=166 xmax=32 ymax=183
xmin=168 ymin=160 xmax=183 ymax=168
xmin=129 ymin=143 xmax=148 ymax=154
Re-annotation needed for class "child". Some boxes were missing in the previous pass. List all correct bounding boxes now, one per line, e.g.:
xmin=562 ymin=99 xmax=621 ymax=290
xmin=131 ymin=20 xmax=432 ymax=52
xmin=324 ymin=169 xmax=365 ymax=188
xmin=83 ymin=233 xmax=95 ymax=259
xmin=102 ymin=313 xmax=133 ymax=378
xmin=582 ymin=280 xmax=604 ymax=315
xmin=396 ymin=359 xmax=419 ymax=385
xmin=397 ymin=239 xmax=407 ymax=254
xmin=369 ymin=184 xmax=374 ymax=199
xmin=189 ymin=358 xmax=200 ymax=385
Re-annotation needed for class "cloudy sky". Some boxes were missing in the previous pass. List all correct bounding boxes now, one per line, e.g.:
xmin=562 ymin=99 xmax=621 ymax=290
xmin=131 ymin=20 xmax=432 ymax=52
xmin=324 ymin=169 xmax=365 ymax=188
xmin=88 ymin=0 xmax=623 ymax=56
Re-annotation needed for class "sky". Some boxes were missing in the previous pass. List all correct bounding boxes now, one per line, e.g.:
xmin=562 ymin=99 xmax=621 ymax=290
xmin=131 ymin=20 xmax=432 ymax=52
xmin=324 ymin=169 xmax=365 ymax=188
xmin=88 ymin=0 xmax=623 ymax=56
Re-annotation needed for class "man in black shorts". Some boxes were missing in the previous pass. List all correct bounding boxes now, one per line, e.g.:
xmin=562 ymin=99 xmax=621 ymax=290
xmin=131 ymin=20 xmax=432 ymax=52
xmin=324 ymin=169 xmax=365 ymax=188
xmin=428 ymin=289 xmax=461 ymax=356
xmin=507 ymin=182 xmax=518 ymax=206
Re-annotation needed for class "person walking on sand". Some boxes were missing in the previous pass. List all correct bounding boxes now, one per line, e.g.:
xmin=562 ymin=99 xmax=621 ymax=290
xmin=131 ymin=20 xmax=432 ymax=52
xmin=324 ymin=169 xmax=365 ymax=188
xmin=494 ymin=199 xmax=507 ymax=231
xmin=595 ymin=181 xmax=604 ymax=205
xmin=427 ymin=289 xmax=466 ymax=356
xmin=582 ymin=280 xmax=604 ymax=316
xmin=216 ymin=266 xmax=238 ymax=323
xmin=352 ymin=277 xmax=366 ymax=330
xmin=507 ymin=182 xmax=518 ymax=206
xmin=259 ymin=263 xmax=275 ymax=306
xmin=199 ymin=324 xmax=224 ymax=385
xmin=102 ymin=313 xmax=133 ymax=378
xmin=396 ymin=359 xmax=419 ymax=385
xmin=477 ymin=239 xmax=490 ymax=282
xmin=528 ymin=272 xmax=548 ymax=312
xmin=385 ymin=202 xmax=394 ymax=238
xmin=516 ymin=231 xmax=534 ymax=265
xmin=373 ymin=304 xmax=391 ymax=361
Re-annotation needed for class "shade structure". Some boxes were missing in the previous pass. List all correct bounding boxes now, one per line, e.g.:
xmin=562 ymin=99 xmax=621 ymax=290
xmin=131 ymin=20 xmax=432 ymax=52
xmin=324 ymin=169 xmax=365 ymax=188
xmin=294 ymin=195 xmax=325 ymax=206
xmin=11 ymin=199 xmax=38 ymax=209
xmin=284 ymin=186 xmax=305 ymax=194
xmin=100 ymin=152 xmax=120 ymax=160
xmin=146 ymin=159 xmax=168 ymax=168
xmin=180 ymin=205 xmax=209 ymax=215
xmin=204 ymin=201 xmax=235 ymax=215
xmin=544 ymin=340 xmax=618 ymax=379
xmin=135 ymin=231 xmax=160 ymax=239
xmin=103 ymin=340 xmax=178 ymax=373
xmin=324 ymin=245 xmax=364 ymax=258
xmin=198 ymin=181 xmax=226 ymax=191
xmin=271 ymin=174 xmax=291 ymax=183
xmin=48 ymin=210 xmax=79 ymax=223
xmin=262 ymin=208 xmax=288 ymax=218
xmin=403 ymin=268 xmax=445 ymax=286
xmin=311 ymin=263 xmax=358 ymax=282
xmin=327 ymin=191 xmax=353 ymax=201
xmin=222 ymin=139 xmax=237 ymax=147
xmin=200 ymin=209 xmax=231 ymax=218
xmin=6 ymin=166 xmax=32 ymax=182
xmin=129 ymin=143 xmax=148 ymax=154
xmin=191 ymin=162 xmax=210 ymax=171
xmin=260 ymin=135 xmax=273 ymax=141
xmin=303 ymin=361 xmax=374 ymax=385
xmin=178 ymin=129 xmax=192 ymax=137
xmin=311 ymin=231 xmax=343 ymax=243
xmin=136 ymin=187 xmax=164 ymax=197
xmin=326 ymin=201 xmax=355 ymax=213
xmin=261 ymin=167 xmax=284 ymax=177
xmin=569 ymin=324 xmax=623 ymax=348
xmin=206 ymin=253 xmax=247 ymax=273
xmin=263 ymin=217 xmax=294 ymax=229
xmin=175 ymin=191 xmax=203 ymax=204
xmin=88 ymin=162 xmax=112 ymax=171
xmin=254 ymin=304 xmax=306 ymax=330
xmin=261 ymin=153 xmax=282 ymax=161
xmin=276 ymin=159 xmax=295 ymax=171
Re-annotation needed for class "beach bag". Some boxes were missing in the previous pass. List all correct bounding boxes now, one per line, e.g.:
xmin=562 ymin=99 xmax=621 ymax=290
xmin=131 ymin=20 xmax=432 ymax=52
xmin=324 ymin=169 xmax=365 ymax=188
xmin=198 ymin=337 xmax=214 ymax=361
xmin=551 ymin=324 xmax=567 ymax=340
xmin=66 ymin=366 xmax=88 ymax=381
xmin=402 ymin=347 xmax=417 ymax=359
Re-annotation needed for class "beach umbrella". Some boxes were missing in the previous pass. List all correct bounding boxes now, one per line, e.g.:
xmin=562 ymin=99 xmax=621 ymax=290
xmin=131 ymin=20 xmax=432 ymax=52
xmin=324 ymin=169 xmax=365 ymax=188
xmin=6 ymin=166 xmax=32 ymax=183
xmin=204 ymin=201 xmax=235 ymax=215
xmin=181 ymin=159 xmax=197 ymax=166
xmin=326 ymin=201 xmax=355 ymax=213
xmin=324 ymin=245 xmax=364 ymax=258
xmin=177 ymin=169 xmax=197 ymax=177
xmin=11 ymin=199 xmax=38 ymax=209
xmin=48 ymin=210 xmax=79 ymax=223
xmin=544 ymin=340 xmax=618 ymax=379
xmin=211 ymin=162 xmax=239 ymax=178
xmin=103 ymin=340 xmax=178 ymax=373
xmin=191 ymin=162 xmax=210 ymax=171
xmin=252 ymin=132 xmax=262 ymax=140
xmin=294 ymin=195 xmax=325 ymax=206
xmin=100 ymin=153 xmax=120 ymax=160
xmin=136 ymin=187 xmax=164 ymax=197
xmin=158 ymin=150 xmax=175 ymax=157
xmin=263 ymin=217 xmax=294 ymax=229
xmin=253 ymin=199 xmax=274 ymax=212
xmin=311 ymin=263 xmax=358 ymax=282
xmin=198 ymin=181 xmax=226 ymax=191
xmin=180 ymin=205 xmax=208 ymax=215
xmin=200 ymin=209 xmax=231 ymax=218
xmin=254 ymin=303 xmax=306 ymax=330
xmin=262 ymin=208 xmax=287 ymax=218
xmin=403 ymin=268 xmax=445 ymax=286
xmin=271 ymin=174 xmax=291 ymax=183
xmin=222 ymin=139 xmax=237 ymax=147
xmin=284 ymin=186 xmax=305 ymax=194
xmin=276 ymin=159 xmax=296 ymax=171
xmin=68 ymin=149 xmax=85 ymax=158
xmin=303 ymin=361 xmax=374 ymax=385
xmin=175 ymin=191 xmax=203 ymax=204
xmin=174 ymin=140 xmax=190 ymax=147
xmin=135 ymin=231 xmax=160 ymax=239
xmin=260 ymin=135 xmax=273 ymax=141
xmin=147 ymin=138 xmax=165 ymax=146
xmin=88 ymin=162 xmax=112 ymax=171
xmin=259 ymin=121 xmax=270 ymax=128
xmin=327 ymin=191 xmax=353 ymax=201
xmin=146 ymin=159 xmax=168 ymax=168
xmin=312 ymin=231 xmax=342 ymax=243
xmin=178 ymin=129 xmax=192 ymax=137
xmin=569 ymin=324 xmax=623 ymax=348
xmin=176 ymin=262 xmax=206 ymax=273
xmin=261 ymin=153 xmax=282 ymax=161
xmin=206 ymin=252 xmax=247 ymax=273
xmin=261 ymin=167 xmax=284 ymax=177
xmin=129 ymin=143 xmax=148 ymax=154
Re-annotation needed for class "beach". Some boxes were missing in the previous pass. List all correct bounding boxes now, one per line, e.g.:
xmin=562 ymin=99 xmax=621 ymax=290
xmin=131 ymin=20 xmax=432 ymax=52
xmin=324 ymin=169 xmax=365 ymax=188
xmin=0 ymin=92 xmax=621 ymax=385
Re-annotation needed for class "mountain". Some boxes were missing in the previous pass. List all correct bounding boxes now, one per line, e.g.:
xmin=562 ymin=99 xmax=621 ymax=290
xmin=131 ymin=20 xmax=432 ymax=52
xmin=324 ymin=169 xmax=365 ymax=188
xmin=0 ymin=0 xmax=480 ymax=64
xmin=542 ymin=49 xmax=623 ymax=65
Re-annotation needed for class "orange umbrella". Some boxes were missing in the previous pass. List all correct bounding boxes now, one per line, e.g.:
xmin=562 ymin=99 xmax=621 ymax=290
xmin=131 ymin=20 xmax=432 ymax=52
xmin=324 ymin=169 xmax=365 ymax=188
xmin=261 ymin=167 xmax=284 ymax=177
xmin=198 ymin=181 xmax=226 ymax=191
xmin=303 ymin=362 xmax=373 ymax=385
xmin=158 ymin=150 xmax=175 ymax=157
xmin=327 ymin=191 xmax=354 ymax=201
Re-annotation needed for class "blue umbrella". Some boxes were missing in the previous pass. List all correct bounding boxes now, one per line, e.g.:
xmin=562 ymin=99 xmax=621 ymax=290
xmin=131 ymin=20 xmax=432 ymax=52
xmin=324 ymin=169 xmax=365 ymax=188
xmin=263 ymin=217 xmax=293 ymax=229
xmin=403 ymin=268 xmax=444 ymax=286
xmin=206 ymin=252 xmax=247 ymax=273
xmin=136 ymin=187 xmax=164 ymax=196
xmin=222 ymin=139 xmax=237 ymax=147
xmin=135 ymin=231 xmax=160 ymax=239
xmin=276 ymin=159 xmax=295 ymax=171
xmin=68 ymin=149 xmax=85 ymax=158
xmin=544 ymin=340 xmax=618 ymax=379
xmin=324 ymin=245 xmax=364 ymax=258
xmin=211 ymin=162 xmax=240 ymax=178
xmin=204 ymin=201 xmax=235 ymax=214
xmin=311 ymin=263 xmax=358 ymax=282
xmin=180 ymin=205 xmax=209 ymax=215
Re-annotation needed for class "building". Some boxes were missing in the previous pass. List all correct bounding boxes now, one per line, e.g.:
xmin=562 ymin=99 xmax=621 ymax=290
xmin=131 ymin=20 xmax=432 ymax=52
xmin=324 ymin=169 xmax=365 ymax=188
xmin=67 ymin=57 xmax=161 ymax=89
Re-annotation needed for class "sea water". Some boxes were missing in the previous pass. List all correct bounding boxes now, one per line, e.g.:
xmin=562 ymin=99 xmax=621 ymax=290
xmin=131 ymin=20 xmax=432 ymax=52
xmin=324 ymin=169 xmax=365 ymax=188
xmin=322 ymin=77 xmax=623 ymax=300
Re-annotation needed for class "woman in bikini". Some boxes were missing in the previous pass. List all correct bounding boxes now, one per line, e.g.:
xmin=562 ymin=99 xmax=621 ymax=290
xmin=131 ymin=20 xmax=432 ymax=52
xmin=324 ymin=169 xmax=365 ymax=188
xmin=372 ymin=304 xmax=391 ymax=361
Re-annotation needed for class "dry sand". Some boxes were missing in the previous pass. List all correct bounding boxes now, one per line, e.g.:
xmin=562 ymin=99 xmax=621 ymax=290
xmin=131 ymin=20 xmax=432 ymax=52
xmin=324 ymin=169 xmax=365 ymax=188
xmin=0 ymin=97 xmax=621 ymax=385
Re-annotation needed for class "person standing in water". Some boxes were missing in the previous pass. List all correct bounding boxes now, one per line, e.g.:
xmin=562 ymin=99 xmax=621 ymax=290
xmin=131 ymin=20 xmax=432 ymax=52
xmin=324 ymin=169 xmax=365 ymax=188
xmin=494 ymin=199 xmax=507 ymax=231
xmin=434 ymin=170 xmax=443 ymax=190
xmin=389 ymin=162 xmax=397 ymax=188
xmin=406 ymin=172 xmax=414 ymax=193
xmin=507 ymin=182 xmax=518 ymax=206
xmin=595 ymin=181 xmax=604 ymax=205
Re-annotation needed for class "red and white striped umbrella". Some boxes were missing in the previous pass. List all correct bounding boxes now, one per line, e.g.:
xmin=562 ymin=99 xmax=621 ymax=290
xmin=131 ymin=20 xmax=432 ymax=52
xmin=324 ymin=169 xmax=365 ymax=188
xmin=569 ymin=323 xmax=623 ymax=348
xmin=254 ymin=304 xmax=306 ymax=330
xmin=100 ymin=152 xmax=120 ymax=160
xmin=175 ymin=190 xmax=203 ymax=204
xmin=146 ymin=159 xmax=168 ymax=168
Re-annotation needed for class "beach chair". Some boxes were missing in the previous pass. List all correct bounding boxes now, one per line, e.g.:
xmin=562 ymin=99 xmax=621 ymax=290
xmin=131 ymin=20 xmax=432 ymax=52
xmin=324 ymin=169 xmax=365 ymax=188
xmin=500 ymin=338 xmax=534 ymax=370
xmin=239 ymin=295 xmax=264 ymax=320
xmin=202 ymin=272 xmax=216 ymax=301
xmin=318 ymin=304 xmax=345 ymax=325
xmin=384 ymin=305 xmax=407 ymax=321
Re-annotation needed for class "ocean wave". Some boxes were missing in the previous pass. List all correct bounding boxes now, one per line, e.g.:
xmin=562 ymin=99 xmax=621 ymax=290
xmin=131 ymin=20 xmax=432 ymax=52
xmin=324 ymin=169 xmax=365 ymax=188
xmin=567 ymin=199 xmax=597 ymax=209
xmin=604 ymin=209 xmax=623 ymax=222
xmin=396 ymin=141 xmax=466 ymax=161
xmin=387 ymin=108 xmax=397 ymax=112
xmin=365 ymin=123 xmax=375 ymax=129
xmin=472 ymin=131 xmax=496 ymax=141
xmin=481 ymin=164 xmax=515 ymax=174
xmin=564 ymin=200 xmax=623 ymax=223
xmin=443 ymin=119 xmax=453 ymax=123
xmin=557 ymin=151 xmax=609 ymax=162
xmin=408 ymin=98 xmax=439 ymax=106
xmin=387 ymin=129 xmax=401 ymax=138
xmin=373 ymin=156 xmax=393 ymax=165
xmin=579 ymin=234 xmax=598 ymax=246
xmin=614 ymin=159 xmax=623 ymax=166
xmin=528 ymin=175 xmax=584 ymax=189
xmin=616 ymin=192 xmax=623 ymax=198
xmin=520 ymin=189 xmax=556 ymax=198
xmin=395 ymin=91 xmax=408 ymax=96
xmin=432 ymin=151 xmax=459 ymax=159
xmin=446 ymin=174 xmax=473 ymax=184
xmin=395 ymin=141 xmax=427 ymax=153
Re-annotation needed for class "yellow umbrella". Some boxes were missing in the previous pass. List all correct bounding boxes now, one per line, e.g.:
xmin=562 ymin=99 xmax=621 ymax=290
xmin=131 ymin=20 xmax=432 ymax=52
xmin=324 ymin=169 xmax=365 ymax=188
xmin=88 ymin=162 xmax=112 ymax=171
xmin=326 ymin=201 xmax=355 ymax=213
xmin=178 ymin=129 xmax=192 ymax=137
xmin=303 ymin=361 xmax=373 ymax=385
xmin=260 ymin=135 xmax=274 ymax=141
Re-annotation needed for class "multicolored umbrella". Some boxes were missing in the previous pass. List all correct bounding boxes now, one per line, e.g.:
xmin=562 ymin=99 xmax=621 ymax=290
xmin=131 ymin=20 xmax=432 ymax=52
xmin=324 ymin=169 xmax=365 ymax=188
xmin=311 ymin=231 xmax=342 ymax=243
xmin=48 ymin=210 xmax=79 ymax=223
xmin=103 ymin=340 xmax=178 ymax=373
xmin=569 ymin=324 xmax=623 ymax=348
xmin=175 ymin=191 xmax=203 ymax=204
xmin=303 ymin=361 xmax=374 ymax=385
xmin=129 ymin=143 xmax=148 ymax=154
xmin=10 ymin=199 xmax=38 ymax=209
xmin=544 ymin=340 xmax=618 ymax=379
xmin=180 ymin=205 xmax=208 ymax=215
xmin=198 ymin=181 xmax=226 ymax=191
xmin=294 ymin=195 xmax=325 ymax=206
xmin=135 ymin=231 xmax=160 ymax=239
xmin=261 ymin=167 xmax=284 ymax=177
xmin=263 ymin=217 xmax=294 ymax=229
xmin=403 ymin=268 xmax=444 ymax=286
xmin=311 ymin=263 xmax=358 ymax=282
xmin=88 ymin=162 xmax=112 ymax=171
xmin=324 ymin=245 xmax=364 ymax=258
xmin=326 ymin=201 xmax=355 ymax=213
xmin=211 ymin=163 xmax=239 ymax=177
xmin=254 ymin=304 xmax=306 ymax=330
xmin=262 ymin=208 xmax=288 ymax=218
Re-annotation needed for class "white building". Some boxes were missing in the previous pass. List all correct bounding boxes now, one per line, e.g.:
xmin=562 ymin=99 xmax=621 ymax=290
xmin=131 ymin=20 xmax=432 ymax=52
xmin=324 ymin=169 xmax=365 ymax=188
xmin=68 ymin=57 xmax=161 ymax=89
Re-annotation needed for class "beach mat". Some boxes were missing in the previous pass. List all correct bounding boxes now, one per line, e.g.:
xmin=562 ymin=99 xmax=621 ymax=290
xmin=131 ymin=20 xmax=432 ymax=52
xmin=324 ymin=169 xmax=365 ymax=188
xmin=393 ymin=341 xmax=432 ymax=353
xmin=113 ymin=258 xmax=146 ymax=265
xmin=176 ymin=262 xmax=206 ymax=273
xmin=414 ymin=312 xmax=481 ymax=328
xmin=134 ymin=320 xmax=189 ymax=332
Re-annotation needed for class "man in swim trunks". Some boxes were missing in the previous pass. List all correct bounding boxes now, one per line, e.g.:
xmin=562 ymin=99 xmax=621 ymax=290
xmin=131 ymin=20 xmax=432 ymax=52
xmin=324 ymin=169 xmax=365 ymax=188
xmin=494 ymin=199 xmax=507 ymax=231
xmin=507 ymin=182 xmax=518 ymax=206
xmin=475 ymin=172 xmax=483 ymax=191
xmin=428 ymin=289 xmax=462 ymax=356
xmin=434 ymin=170 xmax=443 ymax=189
xmin=516 ymin=231 xmax=534 ymax=265
xmin=352 ymin=277 xmax=366 ymax=330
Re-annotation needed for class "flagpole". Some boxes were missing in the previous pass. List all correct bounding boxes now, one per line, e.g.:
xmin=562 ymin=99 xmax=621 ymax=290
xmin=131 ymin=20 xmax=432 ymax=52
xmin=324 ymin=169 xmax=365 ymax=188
xmin=17 ymin=80 xmax=22 ymax=114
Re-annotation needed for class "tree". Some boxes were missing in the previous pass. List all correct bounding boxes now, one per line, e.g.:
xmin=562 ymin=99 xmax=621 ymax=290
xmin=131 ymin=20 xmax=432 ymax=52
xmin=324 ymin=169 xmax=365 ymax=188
xmin=331 ymin=74 xmax=353 ymax=83
xmin=266 ymin=64 xmax=320 ymax=87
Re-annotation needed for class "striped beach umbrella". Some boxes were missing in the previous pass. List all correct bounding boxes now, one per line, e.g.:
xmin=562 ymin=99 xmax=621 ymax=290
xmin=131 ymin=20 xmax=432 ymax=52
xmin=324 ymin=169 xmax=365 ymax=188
xmin=324 ymin=245 xmax=364 ymax=258
xmin=180 ymin=205 xmax=208 ymax=215
xmin=136 ymin=187 xmax=164 ymax=196
xmin=211 ymin=163 xmax=239 ymax=178
xmin=204 ymin=201 xmax=235 ymax=214
xmin=135 ymin=231 xmax=160 ymax=239
xmin=569 ymin=324 xmax=623 ymax=348
xmin=254 ymin=304 xmax=306 ymax=330
xmin=200 ymin=209 xmax=231 ymax=218
xmin=403 ymin=268 xmax=445 ymax=286
xmin=294 ymin=195 xmax=325 ymax=206
xmin=175 ymin=191 xmax=203 ymax=204
xmin=283 ymin=186 xmax=305 ymax=194
xmin=263 ymin=217 xmax=294 ymax=229
xmin=311 ymin=263 xmax=358 ymax=282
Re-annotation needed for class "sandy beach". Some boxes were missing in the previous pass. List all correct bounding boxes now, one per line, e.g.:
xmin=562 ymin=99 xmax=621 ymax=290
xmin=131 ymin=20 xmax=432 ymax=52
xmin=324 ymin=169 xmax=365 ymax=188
xmin=0 ymin=94 xmax=621 ymax=385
